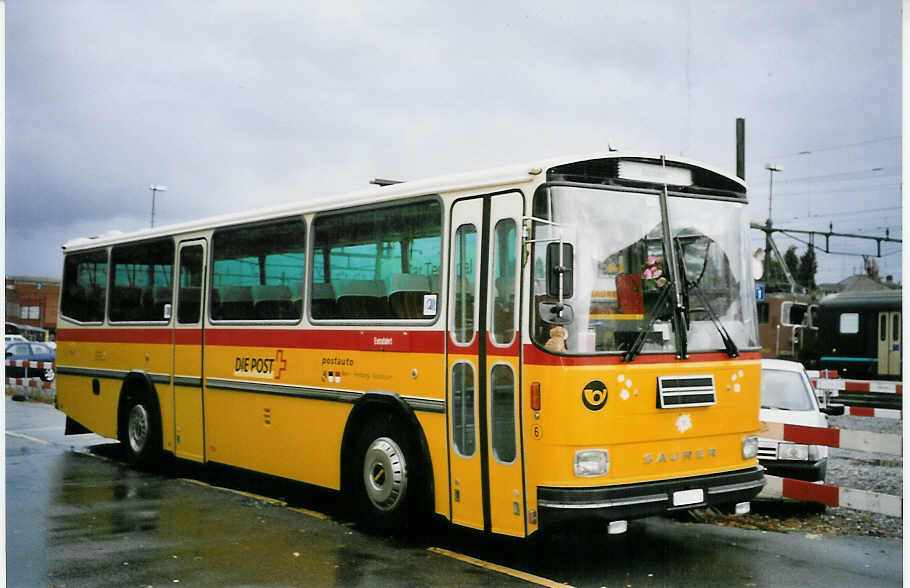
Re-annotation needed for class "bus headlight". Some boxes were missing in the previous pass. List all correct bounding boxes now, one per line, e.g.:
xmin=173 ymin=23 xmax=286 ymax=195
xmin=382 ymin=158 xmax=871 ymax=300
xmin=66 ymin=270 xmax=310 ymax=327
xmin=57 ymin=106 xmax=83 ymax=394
xmin=742 ymin=435 xmax=759 ymax=459
xmin=777 ymin=443 xmax=809 ymax=461
xmin=574 ymin=449 xmax=610 ymax=477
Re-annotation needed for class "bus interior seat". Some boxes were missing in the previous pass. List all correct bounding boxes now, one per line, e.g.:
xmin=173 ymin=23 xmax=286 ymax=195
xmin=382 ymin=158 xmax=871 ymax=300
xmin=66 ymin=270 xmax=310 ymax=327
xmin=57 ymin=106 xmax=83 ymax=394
xmin=252 ymin=284 xmax=295 ymax=319
xmin=386 ymin=273 xmax=431 ymax=319
xmin=218 ymin=285 xmax=255 ymax=320
xmin=114 ymin=286 xmax=143 ymax=321
xmin=146 ymin=286 xmax=172 ymax=320
xmin=333 ymin=279 xmax=390 ymax=318
xmin=310 ymin=282 xmax=336 ymax=318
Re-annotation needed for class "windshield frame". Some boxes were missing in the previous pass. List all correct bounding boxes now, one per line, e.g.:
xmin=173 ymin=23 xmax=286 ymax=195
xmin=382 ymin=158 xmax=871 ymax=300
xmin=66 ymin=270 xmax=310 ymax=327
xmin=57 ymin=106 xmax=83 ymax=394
xmin=760 ymin=368 xmax=819 ymax=411
xmin=529 ymin=180 xmax=760 ymax=357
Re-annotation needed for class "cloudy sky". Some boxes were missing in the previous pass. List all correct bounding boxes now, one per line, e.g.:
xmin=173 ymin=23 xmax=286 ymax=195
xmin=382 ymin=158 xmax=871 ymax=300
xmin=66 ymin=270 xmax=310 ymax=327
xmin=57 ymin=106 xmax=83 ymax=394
xmin=6 ymin=1 xmax=902 ymax=285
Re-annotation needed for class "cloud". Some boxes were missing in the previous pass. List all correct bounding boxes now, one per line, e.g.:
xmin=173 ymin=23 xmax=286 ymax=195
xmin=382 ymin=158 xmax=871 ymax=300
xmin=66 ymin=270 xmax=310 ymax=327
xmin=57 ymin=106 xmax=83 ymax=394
xmin=6 ymin=0 xmax=901 ymax=284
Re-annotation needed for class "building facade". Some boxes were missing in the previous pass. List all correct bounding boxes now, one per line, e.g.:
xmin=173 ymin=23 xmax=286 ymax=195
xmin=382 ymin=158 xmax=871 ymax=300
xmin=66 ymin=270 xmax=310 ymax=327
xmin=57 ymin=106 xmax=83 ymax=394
xmin=5 ymin=276 xmax=61 ymax=339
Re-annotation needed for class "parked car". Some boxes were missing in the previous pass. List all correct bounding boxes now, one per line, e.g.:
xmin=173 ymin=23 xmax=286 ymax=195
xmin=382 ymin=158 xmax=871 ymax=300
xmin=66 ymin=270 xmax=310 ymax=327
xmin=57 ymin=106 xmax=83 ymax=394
xmin=5 ymin=341 xmax=56 ymax=381
xmin=758 ymin=359 xmax=843 ymax=482
xmin=5 ymin=334 xmax=28 ymax=343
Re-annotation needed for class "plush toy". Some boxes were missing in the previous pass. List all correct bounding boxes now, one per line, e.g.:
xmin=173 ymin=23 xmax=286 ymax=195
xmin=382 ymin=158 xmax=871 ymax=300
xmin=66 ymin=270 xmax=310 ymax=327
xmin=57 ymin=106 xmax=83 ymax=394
xmin=544 ymin=325 xmax=568 ymax=352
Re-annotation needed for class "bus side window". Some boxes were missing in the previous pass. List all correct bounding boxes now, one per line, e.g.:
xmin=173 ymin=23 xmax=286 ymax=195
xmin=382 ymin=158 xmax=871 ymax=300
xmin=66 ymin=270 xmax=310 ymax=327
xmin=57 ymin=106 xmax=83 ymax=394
xmin=61 ymin=250 xmax=108 ymax=323
xmin=109 ymin=238 xmax=173 ymax=323
xmin=211 ymin=217 xmax=306 ymax=322
xmin=310 ymin=198 xmax=442 ymax=321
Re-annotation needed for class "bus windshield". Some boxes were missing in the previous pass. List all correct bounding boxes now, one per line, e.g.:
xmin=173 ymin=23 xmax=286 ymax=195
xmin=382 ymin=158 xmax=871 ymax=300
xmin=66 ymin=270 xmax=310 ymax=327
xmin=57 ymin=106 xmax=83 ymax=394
xmin=532 ymin=185 xmax=758 ymax=355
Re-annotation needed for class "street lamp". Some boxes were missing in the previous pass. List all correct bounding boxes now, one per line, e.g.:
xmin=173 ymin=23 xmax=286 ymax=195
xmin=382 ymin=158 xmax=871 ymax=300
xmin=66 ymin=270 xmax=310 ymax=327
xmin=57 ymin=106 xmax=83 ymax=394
xmin=149 ymin=184 xmax=168 ymax=228
xmin=763 ymin=164 xmax=783 ymax=284
xmin=764 ymin=163 xmax=783 ymax=223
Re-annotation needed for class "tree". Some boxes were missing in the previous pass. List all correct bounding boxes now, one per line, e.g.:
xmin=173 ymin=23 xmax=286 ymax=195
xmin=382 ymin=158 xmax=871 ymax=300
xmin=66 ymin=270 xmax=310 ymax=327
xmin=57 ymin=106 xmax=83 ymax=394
xmin=797 ymin=246 xmax=818 ymax=289
xmin=783 ymin=246 xmax=799 ymax=279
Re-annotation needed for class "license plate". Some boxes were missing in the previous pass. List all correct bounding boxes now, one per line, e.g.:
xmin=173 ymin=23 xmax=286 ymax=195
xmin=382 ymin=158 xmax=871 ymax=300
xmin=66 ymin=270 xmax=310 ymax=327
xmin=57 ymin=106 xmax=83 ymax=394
xmin=672 ymin=489 xmax=704 ymax=506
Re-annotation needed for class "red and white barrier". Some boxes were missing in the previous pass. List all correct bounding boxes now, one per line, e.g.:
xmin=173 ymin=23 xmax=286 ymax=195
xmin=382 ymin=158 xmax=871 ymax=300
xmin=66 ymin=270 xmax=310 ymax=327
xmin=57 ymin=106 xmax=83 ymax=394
xmin=5 ymin=360 xmax=56 ymax=370
xmin=811 ymin=377 xmax=902 ymax=394
xmin=806 ymin=370 xmax=839 ymax=379
xmin=843 ymin=406 xmax=902 ymax=420
xmin=5 ymin=378 xmax=54 ymax=390
xmin=760 ymin=475 xmax=902 ymax=517
xmin=760 ymin=421 xmax=902 ymax=456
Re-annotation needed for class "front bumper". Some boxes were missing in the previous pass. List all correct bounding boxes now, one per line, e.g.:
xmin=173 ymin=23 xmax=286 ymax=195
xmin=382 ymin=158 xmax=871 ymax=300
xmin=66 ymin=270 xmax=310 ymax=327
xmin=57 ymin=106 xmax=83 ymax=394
xmin=537 ymin=466 xmax=764 ymax=527
xmin=759 ymin=457 xmax=827 ymax=482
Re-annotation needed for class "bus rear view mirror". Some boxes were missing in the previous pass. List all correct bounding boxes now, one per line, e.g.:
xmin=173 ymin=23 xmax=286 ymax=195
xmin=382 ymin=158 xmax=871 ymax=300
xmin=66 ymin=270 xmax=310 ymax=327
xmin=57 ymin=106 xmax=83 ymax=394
xmin=546 ymin=242 xmax=574 ymax=299
xmin=539 ymin=301 xmax=574 ymax=325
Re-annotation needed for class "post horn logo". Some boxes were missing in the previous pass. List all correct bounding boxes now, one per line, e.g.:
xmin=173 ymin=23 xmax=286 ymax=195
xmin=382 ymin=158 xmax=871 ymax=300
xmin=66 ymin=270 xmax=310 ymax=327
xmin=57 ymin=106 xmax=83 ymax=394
xmin=582 ymin=380 xmax=608 ymax=411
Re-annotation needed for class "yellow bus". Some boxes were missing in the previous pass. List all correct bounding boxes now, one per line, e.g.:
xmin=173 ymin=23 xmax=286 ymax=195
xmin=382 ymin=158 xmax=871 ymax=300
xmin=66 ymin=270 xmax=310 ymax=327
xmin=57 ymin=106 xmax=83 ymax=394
xmin=56 ymin=153 xmax=764 ymax=537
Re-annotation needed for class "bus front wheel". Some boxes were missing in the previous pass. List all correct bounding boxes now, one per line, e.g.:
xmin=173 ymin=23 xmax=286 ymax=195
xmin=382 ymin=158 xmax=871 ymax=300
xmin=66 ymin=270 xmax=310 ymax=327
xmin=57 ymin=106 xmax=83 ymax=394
xmin=119 ymin=394 xmax=162 ymax=468
xmin=353 ymin=416 xmax=424 ymax=531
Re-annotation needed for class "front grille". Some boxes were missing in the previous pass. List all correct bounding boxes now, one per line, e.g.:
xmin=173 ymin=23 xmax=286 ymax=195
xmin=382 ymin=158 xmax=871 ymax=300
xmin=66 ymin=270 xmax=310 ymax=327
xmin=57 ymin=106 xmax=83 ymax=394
xmin=757 ymin=441 xmax=778 ymax=460
xmin=657 ymin=375 xmax=716 ymax=408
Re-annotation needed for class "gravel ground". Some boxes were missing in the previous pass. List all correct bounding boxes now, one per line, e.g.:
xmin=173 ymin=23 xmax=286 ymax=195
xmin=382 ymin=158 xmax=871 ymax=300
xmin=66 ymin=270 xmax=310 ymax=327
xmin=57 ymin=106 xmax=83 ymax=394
xmin=702 ymin=413 xmax=904 ymax=538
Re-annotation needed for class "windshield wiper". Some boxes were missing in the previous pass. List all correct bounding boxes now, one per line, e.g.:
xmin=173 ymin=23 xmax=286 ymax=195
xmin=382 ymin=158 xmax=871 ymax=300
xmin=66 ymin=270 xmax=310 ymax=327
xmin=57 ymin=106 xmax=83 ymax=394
xmin=688 ymin=283 xmax=740 ymax=358
xmin=675 ymin=237 xmax=739 ymax=358
xmin=622 ymin=282 xmax=674 ymax=362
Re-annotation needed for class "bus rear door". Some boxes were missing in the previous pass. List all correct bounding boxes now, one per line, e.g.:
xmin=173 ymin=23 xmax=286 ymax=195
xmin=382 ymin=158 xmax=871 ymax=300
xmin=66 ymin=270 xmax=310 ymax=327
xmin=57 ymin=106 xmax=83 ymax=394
xmin=172 ymin=240 xmax=207 ymax=462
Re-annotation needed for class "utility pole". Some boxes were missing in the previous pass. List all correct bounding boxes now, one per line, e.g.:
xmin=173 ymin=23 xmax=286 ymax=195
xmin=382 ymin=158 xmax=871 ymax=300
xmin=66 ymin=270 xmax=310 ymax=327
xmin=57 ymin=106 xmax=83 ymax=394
xmin=735 ymin=118 xmax=745 ymax=181
xmin=763 ymin=164 xmax=783 ymax=283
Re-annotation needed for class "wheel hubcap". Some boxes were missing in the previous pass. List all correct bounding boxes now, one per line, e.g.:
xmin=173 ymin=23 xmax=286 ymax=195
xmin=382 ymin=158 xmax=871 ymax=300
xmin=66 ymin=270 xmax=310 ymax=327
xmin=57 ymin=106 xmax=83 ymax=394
xmin=128 ymin=404 xmax=149 ymax=454
xmin=363 ymin=437 xmax=407 ymax=512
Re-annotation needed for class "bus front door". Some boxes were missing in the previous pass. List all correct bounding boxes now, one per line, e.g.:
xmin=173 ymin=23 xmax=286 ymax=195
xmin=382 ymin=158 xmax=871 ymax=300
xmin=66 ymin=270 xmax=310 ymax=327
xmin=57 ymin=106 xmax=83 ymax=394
xmin=172 ymin=240 xmax=207 ymax=462
xmin=447 ymin=192 xmax=526 ymax=536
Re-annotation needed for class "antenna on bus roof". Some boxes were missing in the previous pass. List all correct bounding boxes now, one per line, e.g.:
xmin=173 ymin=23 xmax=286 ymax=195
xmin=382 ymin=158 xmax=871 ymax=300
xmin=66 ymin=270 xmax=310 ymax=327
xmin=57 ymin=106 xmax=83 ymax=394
xmin=370 ymin=178 xmax=403 ymax=186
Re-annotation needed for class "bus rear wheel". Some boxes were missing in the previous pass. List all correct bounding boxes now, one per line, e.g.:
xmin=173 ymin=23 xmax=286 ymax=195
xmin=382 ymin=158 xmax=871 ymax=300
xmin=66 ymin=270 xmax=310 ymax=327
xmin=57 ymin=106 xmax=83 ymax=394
xmin=120 ymin=394 xmax=162 ymax=468
xmin=353 ymin=416 xmax=425 ymax=531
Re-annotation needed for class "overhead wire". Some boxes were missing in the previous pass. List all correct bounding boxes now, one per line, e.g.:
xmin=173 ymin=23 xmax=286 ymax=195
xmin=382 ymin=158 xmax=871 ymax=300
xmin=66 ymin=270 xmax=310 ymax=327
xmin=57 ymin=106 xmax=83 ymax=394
xmin=763 ymin=135 xmax=901 ymax=159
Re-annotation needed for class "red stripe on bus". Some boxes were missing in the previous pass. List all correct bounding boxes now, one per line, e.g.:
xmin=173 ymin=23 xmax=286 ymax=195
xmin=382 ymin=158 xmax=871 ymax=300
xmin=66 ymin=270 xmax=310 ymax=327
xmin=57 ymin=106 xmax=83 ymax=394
xmin=57 ymin=328 xmax=172 ymax=345
xmin=204 ymin=328 xmax=445 ymax=353
xmin=487 ymin=332 xmax=520 ymax=356
xmin=782 ymin=423 xmax=840 ymax=447
xmin=782 ymin=478 xmax=840 ymax=506
xmin=175 ymin=330 xmax=203 ymax=345
xmin=57 ymin=327 xmax=445 ymax=352
xmin=447 ymin=336 xmax=479 ymax=355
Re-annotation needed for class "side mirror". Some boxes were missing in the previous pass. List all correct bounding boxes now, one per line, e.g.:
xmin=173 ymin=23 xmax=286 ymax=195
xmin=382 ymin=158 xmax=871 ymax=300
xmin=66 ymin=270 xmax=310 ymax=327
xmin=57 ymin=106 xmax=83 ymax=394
xmin=546 ymin=242 xmax=574 ymax=299
xmin=820 ymin=403 xmax=845 ymax=416
xmin=539 ymin=301 xmax=574 ymax=325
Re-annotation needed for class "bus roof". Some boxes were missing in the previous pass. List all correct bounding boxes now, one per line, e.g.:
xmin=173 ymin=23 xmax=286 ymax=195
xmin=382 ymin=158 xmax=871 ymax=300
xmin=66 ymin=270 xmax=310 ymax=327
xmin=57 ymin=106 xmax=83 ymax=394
xmin=62 ymin=152 xmax=745 ymax=252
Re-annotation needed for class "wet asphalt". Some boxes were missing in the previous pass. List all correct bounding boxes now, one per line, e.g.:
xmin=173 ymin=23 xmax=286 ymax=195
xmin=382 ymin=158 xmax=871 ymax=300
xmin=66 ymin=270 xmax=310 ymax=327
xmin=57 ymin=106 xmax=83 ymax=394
xmin=5 ymin=397 xmax=903 ymax=587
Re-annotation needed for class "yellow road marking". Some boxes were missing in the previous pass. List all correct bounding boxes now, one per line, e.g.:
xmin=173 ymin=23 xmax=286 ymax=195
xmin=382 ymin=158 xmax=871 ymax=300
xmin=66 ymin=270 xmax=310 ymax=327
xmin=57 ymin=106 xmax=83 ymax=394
xmin=6 ymin=431 xmax=51 ymax=445
xmin=287 ymin=506 xmax=330 ymax=520
xmin=179 ymin=478 xmax=332 ymax=520
xmin=428 ymin=547 xmax=571 ymax=587
xmin=179 ymin=478 xmax=288 ymax=507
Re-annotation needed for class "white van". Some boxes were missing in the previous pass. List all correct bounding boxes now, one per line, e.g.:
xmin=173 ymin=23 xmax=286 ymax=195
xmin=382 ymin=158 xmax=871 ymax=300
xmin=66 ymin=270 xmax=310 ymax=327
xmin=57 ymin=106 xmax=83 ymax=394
xmin=758 ymin=359 xmax=844 ymax=482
